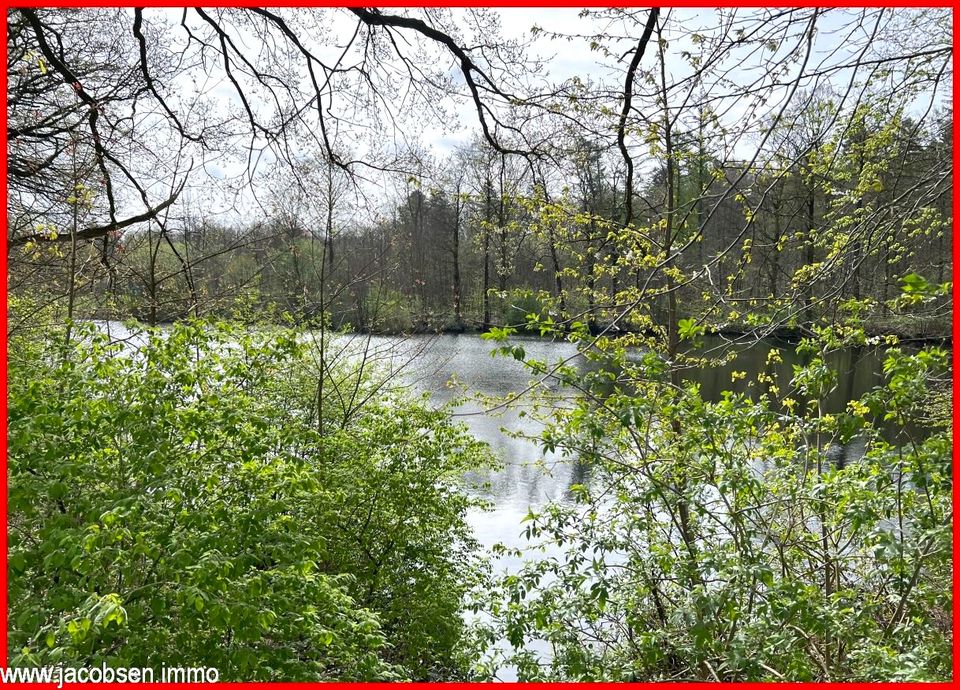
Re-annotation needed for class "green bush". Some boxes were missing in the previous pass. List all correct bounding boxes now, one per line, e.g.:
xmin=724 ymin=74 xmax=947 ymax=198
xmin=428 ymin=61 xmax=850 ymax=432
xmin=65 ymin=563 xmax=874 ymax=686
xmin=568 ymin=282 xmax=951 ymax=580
xmin=342 ymin=288 xmax=416 ymax=333
xmin=8 ymin=321 xmax=489 ymax=680
xmin=500 ymin=289 xmax=549 ymax=331
xmin=472 ymin=331 xmax=952 ymax=681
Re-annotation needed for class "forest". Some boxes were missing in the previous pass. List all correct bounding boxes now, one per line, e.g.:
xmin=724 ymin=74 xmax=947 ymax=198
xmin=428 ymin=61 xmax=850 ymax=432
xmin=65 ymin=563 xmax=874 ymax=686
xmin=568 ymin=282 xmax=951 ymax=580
xmin=6 ymin=6 xmax=954 ymax=682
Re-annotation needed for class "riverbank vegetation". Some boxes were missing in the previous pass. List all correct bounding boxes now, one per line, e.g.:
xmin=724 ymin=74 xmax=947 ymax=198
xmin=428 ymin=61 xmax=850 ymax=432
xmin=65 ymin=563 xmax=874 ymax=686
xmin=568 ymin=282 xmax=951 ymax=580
xmin=473 ymin=322 xmax=952 ymax=680
xmin=9 ymin=319 xmax=490 ymax=680
xmin=7 ymin=6 xmax=952 ymax=682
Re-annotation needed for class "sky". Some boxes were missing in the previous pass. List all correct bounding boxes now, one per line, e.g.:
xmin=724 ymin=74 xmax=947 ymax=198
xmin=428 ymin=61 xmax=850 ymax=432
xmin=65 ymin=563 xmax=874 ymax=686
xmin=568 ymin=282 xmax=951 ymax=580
xmin=113 ymin=7 xmax=950 ymax=226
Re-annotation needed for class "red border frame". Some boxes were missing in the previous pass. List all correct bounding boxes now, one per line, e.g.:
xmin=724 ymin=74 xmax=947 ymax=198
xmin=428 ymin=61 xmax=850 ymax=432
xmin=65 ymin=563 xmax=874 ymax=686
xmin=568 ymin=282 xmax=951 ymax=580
xmin=0 ymin=3 xmax=955 ymax=687
xmin=951 ymin=3 xmax=957 ymax=685
xmin=1 ymin=0 xmax=8 ymax=677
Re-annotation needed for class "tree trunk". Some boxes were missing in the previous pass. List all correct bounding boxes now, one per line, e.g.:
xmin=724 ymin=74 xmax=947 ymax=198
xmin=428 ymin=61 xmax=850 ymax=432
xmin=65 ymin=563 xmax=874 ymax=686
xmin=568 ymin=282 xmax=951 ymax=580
xmin=452 ymin=185 xmax=463 ymax=326
xmin=803 ymin=175 xmax=816 ymax=326
xmin=482 ymin=176 xmax=492 ymax=327
xmin=659 ymin=27 xmax=699 ymax=593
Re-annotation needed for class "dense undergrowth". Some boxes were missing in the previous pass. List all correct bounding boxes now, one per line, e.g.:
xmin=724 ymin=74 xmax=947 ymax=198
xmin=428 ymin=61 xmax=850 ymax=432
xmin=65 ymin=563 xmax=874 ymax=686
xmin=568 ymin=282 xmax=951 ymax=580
xmin=471 ymin=320 xmax=952 ymax=681
xmin=8 ymin=321 xmax=491 ymax=680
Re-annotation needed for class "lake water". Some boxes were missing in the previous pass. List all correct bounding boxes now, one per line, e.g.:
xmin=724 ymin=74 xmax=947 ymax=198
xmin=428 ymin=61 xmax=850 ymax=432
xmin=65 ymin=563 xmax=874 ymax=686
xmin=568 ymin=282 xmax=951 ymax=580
xmin=345 ymin=333 xmax=890 ymax=565
xmin=339 ymin=331 xmax=895 ymax=679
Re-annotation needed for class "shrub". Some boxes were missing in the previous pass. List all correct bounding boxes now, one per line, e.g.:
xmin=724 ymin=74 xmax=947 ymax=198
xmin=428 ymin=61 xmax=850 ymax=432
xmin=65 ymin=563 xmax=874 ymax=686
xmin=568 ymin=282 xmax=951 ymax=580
xmin=472 ymin=333 xmax=952 ymax=681
xmin=8 ymin=321 xmax=489 ymax=680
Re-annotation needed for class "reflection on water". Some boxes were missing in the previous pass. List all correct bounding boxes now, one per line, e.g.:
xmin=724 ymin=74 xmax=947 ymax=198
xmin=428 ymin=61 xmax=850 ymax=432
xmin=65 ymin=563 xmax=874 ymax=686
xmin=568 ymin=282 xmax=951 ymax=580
xmin=356 ymin=334 xmax=585 ymax=565
xmin=358 ymin=334 xmax=891 ymax=558
xmin=688 ymin=337 xmax=886 ymax=415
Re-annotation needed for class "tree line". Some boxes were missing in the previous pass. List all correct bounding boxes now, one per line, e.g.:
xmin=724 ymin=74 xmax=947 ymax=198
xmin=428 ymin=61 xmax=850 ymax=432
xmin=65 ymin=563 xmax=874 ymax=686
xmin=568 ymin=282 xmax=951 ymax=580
xmin=8 ymin=9 xmax=951 ymax=342
xmin=11 ymin=107 xmax=951 ymax=339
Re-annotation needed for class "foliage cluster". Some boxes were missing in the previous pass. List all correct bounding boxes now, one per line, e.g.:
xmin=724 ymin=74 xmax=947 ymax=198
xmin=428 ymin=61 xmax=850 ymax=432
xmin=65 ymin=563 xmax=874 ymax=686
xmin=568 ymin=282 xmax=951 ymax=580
xmin=472 ymin=319 xmax=952 ymax=681
xmin=8 ymin=321 xmax=490 ymax=680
